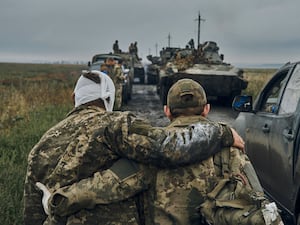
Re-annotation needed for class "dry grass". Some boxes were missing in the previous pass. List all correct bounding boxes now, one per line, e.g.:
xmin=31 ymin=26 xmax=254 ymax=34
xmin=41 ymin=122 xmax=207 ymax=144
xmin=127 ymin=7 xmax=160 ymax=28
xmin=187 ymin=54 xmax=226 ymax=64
xmin=0 ymin=63 xmax=86 ymax=133
xmin=242 ymin=68 xmax=277 ymax=99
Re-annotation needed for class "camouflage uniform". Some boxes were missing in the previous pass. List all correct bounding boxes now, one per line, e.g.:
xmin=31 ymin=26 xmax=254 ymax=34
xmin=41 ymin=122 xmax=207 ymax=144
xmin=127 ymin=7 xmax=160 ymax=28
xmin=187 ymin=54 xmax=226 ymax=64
xmin=105 ymin=61 xmax=124 ymax=110
xmin=112 ymin=63 xmax=124 ymax=110
xmin=151 ymin=115 xmax=220 ymax=225
xmin=24 ymin=104 xmax=234 ymax=225
xmin=151 ymin=79 xmax=283 ymax=225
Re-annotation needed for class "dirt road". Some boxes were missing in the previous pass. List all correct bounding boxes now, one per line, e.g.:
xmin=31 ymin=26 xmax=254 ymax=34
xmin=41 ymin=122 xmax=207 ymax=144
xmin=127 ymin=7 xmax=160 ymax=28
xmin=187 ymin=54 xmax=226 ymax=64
xmin=123 ymin=84 xmax=239 ymax=126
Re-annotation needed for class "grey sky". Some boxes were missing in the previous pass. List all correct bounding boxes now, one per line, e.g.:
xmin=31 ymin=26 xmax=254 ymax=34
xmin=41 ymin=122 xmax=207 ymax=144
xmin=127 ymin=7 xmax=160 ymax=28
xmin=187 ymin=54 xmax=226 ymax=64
xmin=0 ymin=0 xmax=299 ymax=65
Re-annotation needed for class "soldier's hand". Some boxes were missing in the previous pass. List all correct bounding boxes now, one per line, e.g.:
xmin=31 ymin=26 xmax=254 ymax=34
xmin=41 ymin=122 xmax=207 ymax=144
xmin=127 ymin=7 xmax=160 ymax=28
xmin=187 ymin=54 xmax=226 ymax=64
xmin=36 ymin=182 xmax=51 ymax=215
xmin=231 ymin=128 xmax=245 ymax=152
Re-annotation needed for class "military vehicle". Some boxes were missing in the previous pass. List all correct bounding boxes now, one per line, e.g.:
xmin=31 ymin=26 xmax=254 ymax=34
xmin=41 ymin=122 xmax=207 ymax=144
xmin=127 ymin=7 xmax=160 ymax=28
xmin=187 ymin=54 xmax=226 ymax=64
xmin=132 ymin=54 xmax=145 ymax=84
xmin=146 ymin=47 xmax=181 ymax=85
xmin=88 ymin=53 xmax=134 ymax=103
xmin=146 ymin=55 xmax=160 ymax=84
xmin=157 ymin=41 xmax=248 ymax=105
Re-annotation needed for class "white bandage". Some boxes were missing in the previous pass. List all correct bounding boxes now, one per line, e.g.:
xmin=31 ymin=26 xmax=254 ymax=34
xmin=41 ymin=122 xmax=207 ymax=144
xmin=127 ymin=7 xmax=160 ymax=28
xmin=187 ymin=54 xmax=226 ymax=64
xmin=74 ymin=70 xmax=115 ymax=111
xmin=262 ymin=202 xmax=281 ymax=225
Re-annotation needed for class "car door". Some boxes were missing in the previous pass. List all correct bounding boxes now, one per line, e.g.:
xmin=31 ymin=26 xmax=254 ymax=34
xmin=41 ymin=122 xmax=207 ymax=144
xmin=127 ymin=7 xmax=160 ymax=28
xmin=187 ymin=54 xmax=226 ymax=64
xmin=245 ymin=67 xmax=291 ymax=194
xmin=266 ymin=64 xmax=300 ymax=211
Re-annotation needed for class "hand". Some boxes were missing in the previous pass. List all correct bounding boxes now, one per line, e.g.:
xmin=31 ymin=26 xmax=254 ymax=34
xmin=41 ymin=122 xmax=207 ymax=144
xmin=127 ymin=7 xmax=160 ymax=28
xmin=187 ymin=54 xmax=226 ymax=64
xmin=230 ymin=128 xmax=245 ymax=152
xmin=36 ymin=182 xmax=51 ymax=215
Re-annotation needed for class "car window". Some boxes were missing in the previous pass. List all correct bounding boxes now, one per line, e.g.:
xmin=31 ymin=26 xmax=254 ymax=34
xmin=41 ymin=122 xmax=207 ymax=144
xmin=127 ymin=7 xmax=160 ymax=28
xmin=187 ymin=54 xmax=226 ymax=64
xmin=260 ymin=70 xmax=289 ymax=113
xmin=279 ymin=64 xmax=300 ymax=114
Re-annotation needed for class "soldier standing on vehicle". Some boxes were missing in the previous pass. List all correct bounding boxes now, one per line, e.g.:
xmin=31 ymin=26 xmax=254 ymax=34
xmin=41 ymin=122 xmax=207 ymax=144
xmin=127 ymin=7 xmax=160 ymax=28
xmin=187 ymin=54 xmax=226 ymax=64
xmin=25 ymin=71 xmax=245 ymax=225
xmin=129 ymin=42 xmax=135 ymax=54
xmin=113 ymin=40 xmax=120 ymax=53
xmin=133 ymin=41 xmax=138 ymax=54
xmin=188 ymin=38 xmax=195 ymax=49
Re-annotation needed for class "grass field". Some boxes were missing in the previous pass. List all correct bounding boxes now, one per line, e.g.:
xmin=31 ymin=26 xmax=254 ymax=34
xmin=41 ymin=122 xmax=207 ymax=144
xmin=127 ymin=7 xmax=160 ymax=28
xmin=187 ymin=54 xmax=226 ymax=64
xmin=0 ymin=63 xmax=276 ymax=224
xmin=0 ymin=63 xmax=86 ymax=225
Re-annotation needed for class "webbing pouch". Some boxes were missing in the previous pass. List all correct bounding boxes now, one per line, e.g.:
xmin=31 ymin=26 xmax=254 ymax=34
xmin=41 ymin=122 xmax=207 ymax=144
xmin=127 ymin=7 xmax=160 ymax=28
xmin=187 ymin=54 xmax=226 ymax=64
xmin=109 ymin=158 xmax=140 ymax=180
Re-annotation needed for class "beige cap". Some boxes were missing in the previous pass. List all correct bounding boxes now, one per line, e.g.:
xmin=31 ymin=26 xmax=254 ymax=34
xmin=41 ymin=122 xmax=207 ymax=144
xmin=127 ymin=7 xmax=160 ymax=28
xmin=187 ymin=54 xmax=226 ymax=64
xmin=167 ymin=78 xmax=207 ymax=110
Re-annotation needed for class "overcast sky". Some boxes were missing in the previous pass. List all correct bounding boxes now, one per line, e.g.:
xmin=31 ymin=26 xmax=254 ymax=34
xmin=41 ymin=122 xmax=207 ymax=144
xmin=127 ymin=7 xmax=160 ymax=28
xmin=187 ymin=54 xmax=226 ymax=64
xmin=1 ymin=0 xmax=299 ymax=66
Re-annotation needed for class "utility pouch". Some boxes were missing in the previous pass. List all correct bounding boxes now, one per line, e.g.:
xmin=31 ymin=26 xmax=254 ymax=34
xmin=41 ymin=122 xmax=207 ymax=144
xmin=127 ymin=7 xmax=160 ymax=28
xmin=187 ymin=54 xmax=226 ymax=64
xmin=109 ymin=158 xmax=140 ymax=181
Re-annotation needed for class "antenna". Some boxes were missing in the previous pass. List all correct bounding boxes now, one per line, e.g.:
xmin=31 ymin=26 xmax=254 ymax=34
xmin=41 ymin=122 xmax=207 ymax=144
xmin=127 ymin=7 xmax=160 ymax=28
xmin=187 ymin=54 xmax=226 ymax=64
xmin=195 ymin=12 xmax=205 ymax=48
xmin=167 ymin=33 xmax=171 ymax=47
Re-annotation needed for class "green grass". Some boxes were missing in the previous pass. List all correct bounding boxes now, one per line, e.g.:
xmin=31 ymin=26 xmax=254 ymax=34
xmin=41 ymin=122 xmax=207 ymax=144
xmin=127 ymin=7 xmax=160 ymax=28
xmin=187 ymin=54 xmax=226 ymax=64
xmin=0 ymin=104 xmax=72 ymax=225
xmin=0 ymin=63 xmax=84 ymax=225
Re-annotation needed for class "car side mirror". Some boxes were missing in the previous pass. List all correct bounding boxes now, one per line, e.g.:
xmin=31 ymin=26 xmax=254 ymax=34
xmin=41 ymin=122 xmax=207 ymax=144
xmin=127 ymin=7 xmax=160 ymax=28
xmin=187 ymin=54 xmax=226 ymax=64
xmin=232 ymin=95 xmax=253 ymax=112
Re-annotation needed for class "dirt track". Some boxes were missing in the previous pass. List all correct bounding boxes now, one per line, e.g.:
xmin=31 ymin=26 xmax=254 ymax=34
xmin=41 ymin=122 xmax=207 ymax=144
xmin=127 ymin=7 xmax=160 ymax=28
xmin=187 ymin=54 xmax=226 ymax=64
xmin=122 ymin=84 xmax=239 ymax=127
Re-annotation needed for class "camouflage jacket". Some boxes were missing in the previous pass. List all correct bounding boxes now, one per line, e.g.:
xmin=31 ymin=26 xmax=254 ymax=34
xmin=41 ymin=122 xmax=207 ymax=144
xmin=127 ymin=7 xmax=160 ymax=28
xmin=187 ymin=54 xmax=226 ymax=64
xmin=23 ymin=106 xmax=233 ymax=225
xmin=47 ymin=115 xmax=284 ymax=225
xmin=152 ymin=116 xmax=282 ymax=225
xmin=107 ymin=64 xmax=124 ymax=86
xmin=150 ymin=115 xmax=221 ymax=225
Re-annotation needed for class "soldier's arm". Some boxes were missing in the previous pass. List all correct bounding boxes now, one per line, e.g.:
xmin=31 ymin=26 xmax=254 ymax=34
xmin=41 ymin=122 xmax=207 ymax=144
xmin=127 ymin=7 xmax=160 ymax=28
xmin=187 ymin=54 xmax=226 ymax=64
xmin=23 ymin=167 xmax=47 ymax=225
xmin=105 ymin=113 xmax=236 ymax=167
xmin=48 ymin=159 xmax=153 ymax=217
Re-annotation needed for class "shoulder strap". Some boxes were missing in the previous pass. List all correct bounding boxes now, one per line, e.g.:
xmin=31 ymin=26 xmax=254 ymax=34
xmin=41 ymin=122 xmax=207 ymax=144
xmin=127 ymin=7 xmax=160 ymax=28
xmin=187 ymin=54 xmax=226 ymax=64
xmin=220 ymin=147 xmax=231 ymax=179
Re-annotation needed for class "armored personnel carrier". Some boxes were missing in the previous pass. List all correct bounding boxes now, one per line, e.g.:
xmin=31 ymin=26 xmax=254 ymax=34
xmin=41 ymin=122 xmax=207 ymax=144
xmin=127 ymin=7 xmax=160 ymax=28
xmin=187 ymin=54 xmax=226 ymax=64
xmin=132 ymin=54 xmax=145 ymax=84
xmin=146 ymin=55 xmax=161 ymax=84
xmin=157 ymin=41 xmax=248 ymax=105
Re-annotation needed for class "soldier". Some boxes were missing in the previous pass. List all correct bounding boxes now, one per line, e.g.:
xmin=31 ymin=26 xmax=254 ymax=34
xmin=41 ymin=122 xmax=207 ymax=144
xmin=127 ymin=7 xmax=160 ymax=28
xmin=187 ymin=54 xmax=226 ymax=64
xmin=133 ymin=41 xmax=138 ymax=55
xmin=24 ymin=72 xmax=244 ymax=225
xmin=188 ymin=38 xmax=195 ymax=49
xmin=40 ymin=79 xmax=284 ymax=225
xmin=154 ymin=79 xmax=283 ymax=225
xmin=104 ymin=57 xmax=124 ymax=110
xmin=112 ymin=40 xmax=120 ymax=53
xmin=129 ymin=42 xmax=135 ymax=54
xmin=112 ymin=58 xmax=125 ymax=110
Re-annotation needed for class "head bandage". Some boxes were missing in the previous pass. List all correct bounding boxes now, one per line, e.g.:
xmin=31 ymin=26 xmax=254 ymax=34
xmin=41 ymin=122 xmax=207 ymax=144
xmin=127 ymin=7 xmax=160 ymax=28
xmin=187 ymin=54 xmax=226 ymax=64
xmin=74 ymin=70 xmax=115 ymax=111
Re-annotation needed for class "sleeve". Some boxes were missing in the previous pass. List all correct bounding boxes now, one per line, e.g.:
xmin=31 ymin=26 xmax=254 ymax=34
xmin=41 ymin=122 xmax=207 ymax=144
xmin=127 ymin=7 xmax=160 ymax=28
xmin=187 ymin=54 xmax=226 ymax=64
xmin=23 ymin=158 xmax=47 ymax=225
xmin=105 ymin=114 xmax=234 ymax=168
xmin=48 ymin=158 xmax=153 ymax=217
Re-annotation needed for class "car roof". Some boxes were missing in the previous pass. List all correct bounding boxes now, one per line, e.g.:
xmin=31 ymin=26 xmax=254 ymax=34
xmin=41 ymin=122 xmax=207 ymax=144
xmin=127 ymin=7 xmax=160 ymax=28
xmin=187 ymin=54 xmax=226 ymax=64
xmin=92 ymin=53 xmax=122 ymax=63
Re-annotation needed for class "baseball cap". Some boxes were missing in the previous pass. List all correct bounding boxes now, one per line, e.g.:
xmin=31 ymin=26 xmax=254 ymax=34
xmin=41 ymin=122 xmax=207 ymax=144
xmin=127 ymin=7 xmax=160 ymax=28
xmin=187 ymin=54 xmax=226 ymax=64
xmin=167 ymin=78 xmax=207 ymax=110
